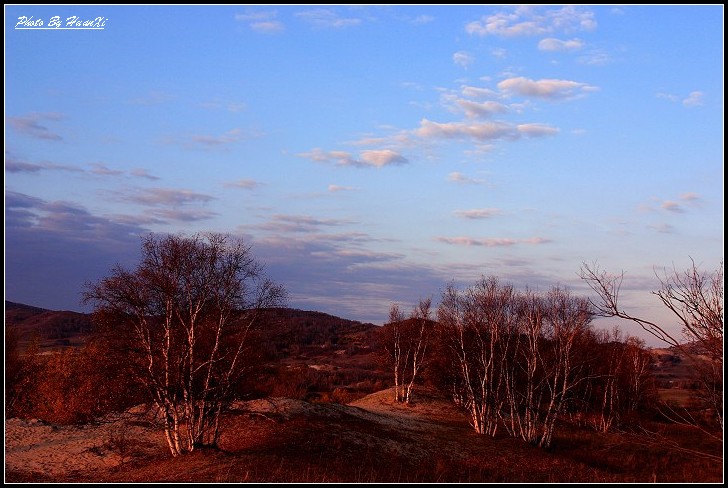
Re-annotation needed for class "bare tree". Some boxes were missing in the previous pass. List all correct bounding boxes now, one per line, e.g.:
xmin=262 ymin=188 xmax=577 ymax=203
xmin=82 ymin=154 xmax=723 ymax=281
xmin=83 ymin=233 xmax=286 ymax=456
xmin=537 ymin=286 xmax=593 ymax=447
xmin=579 ymin=259 xmax=723 ymax=432
xmin=438 ymin=277 xmax=517 ymax=436
xmin=381 ymin=298 xmax=433 ymax=403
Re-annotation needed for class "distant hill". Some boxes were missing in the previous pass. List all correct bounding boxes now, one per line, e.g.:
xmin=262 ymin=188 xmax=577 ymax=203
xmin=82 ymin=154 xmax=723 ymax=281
xmin=5 ymin=301 xmax=93 ymax=350
xmin=4 ymin=301 xmax=388 ymax=399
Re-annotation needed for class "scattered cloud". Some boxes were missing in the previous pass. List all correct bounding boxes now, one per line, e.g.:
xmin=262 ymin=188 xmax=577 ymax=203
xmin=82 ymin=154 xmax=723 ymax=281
xmin=522 ymin=237 xmax=553 ymax=245
xmin=682 ymin=91 xmax=704 ymax=107
xmin=146 ymin=208 xmax=218 ymax=222
xmin=7 ymin=112 xmax=65 ymax=141
xmin=130 ymin=168 xmax=160 ymax=180
xmin=127 ymin=91 xmax=173 ymax=106
xmin=466 ymin=6 xmax=596 ymax=37
xmin=5 ymin=190 xmax=148 ymax=310
xmin=656 ymin=92 xmax=679 ymax=102
xmin=296 ymin=8 xmax=362 ymax=28
xmin=251 ymin=21 xmax=284 ymax=33
xmin=460 ymin=85 xmax=499 ymax=100
xmin=191 ymin=128 xmax=253 ymax=147
xmin=118 ymin=187 xmax=215 ymax=207
xmin=447 ymin=172 xmax=487 ymax=185
xmin=661 ymin=201 xmax=685 ymax=214
xmin=199 ymin=99 xmax=247 ymax=112
xmin=577 ymin=49 xmax=612 ymax=66
xmin=235 ymin=10 xmax=284 ymax=33
xmin=328 ymin=184 xmax=356 ymax=193
xmin=491 ymin=48 xmax=508 ymax=59
xmin=538 ymin=37 xmax=584 ymax=52
xmin=164 ymin=128 xmax=257 ymax=149
xmin=453 ymin=51 xmax=475 ymax=69
xmin=454 ymin=208 xmax=502 ymax=219
xmin=5 ymin=156 xmax=80 ymax=174
xmin=257 ymin=214 xmax=355 ymax=234
xmin=498 ymin=77 xmax=597 ymax=100
xmin=224 ymin=179 xmax=260 ymax=190
xmin=647 ymin=223 xmax=675 ymax=234
xmin=415 ymin=119 xmax=517 ymax=142
xmin=455 ymin=99 xmax=509 ymax=119
xmin=517 ymin=123 xmax=560 ymax=137
xmin=298 ymin=148 xmax=408 ymax=168
xmin=436 ymin=236 xmax=552 ymax=247
xmin=680 ymin=192 xmax=701 ymax=202
xmin=657 ymin=90 xmax=705 ymax=108
xmin=410 ymin=14 xmax=434 ymax=24
xmin=360 ymin=149 xmax=407 ymax=167
xmin=89 ymin=163 xmax=124 ymax=176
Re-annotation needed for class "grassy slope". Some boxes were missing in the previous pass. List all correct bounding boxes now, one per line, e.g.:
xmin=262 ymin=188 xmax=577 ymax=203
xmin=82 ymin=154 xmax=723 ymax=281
xmin=6 ymin=388 xmax=722 ymax=483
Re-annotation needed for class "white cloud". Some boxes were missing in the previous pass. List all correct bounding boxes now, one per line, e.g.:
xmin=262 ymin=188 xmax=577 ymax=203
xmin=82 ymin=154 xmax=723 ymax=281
xmin=257 ymin=214 xmax=355 ymax=233
xmin=517 ymin=123 xmax=560 ymax=137
xmin=498 ymin=77 xmax=597 ymax=100
xmin=120 ymin=188 xmax=215 ymax=207
xmin=298 ymin=148 xmax=408 ymax=168
xmin=251 ymin=21 xmax=284 ymax=33
xmin=436 ymin=236 xmax=552 ymax=247
xmin=360 ymin=149 xmax=408 ymax=167
xmin=7 ymin=112 xmax=65 ymax=140
xmin=491 ymin=48 xmax=508 ymax=59
xmin=454 ymin=208 xmax=502 ymax=219
xmin=456 ymin=99 xmax=508 ymax=119
xmin=328 ymin=184 xmax=356 ymax=193
xmin=647 ymin=223 xmax=675 ymax=234
xmin=447 ymin=172 xmax=487 ymax=185
xmin=661 ymin=201 xmax=685 ymax=213
xmin=130 ymin=168 xmax=159 ymax=180
xmin=453 ymin=51 xmax=475 ymax=69
xmin=415 ymin=119 xmax=517 ymax=142
xmin=461 ymin=85 xmax=499 ymax=100
xmin=235 ymin=11 xmax=277 ymax=22
xmin=538 ymin=37 xmax=584 ymax=52
xmin=656 ymin=92 xmax=679 ymax=102
xmin=683 ymin=91 xmax=704 ymax=107
xmin=127 ymin=91 xmax=173 ymax=106
xmin=190 ymin=128 xmax=252 ymax=147
xmin=224 ymin=179 xmax=260 ymax=189
xmin=411 ymin=14 xmax=434 ymax=24
xmin=578 ymin=50 xmax=611 ymax=66
xmin=199 ymin=100 xmax=247 ymax=112
xmin=235 ymin=10 xmax=284 ymax=33
xmin=466 ymin=6 xmax=596 ymax=37
xmin=89 ymin=163 xmax=123 ymax=176
xmin=296 ymin=8 xmax=361 ymax=28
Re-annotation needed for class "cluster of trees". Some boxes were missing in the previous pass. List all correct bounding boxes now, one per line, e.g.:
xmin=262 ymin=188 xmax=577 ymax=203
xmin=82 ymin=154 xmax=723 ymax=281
xmin=381 ymin=259 xmax=722 ymax=448
xmin=6 ymin=231 xmax=722 ymax=458
xmin=383 ymin=278 xmax=656 ymax=448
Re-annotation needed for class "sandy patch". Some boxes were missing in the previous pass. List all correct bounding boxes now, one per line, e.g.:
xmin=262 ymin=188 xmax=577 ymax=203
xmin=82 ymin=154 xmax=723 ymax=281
xmin=5 ymin=407 xmax=168 ymax=479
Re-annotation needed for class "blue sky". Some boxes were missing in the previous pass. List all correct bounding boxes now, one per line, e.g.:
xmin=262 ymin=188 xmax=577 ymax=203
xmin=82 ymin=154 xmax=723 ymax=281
xmin=5 ymin=5 xmax=723 ymax=346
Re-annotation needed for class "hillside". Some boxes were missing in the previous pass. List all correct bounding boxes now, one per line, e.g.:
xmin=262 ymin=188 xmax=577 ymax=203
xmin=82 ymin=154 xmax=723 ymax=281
xmin=5 ymin=301 xmax=93 ymax=350
xmin=5 ymin=387 xmax=721 ymax=483
xmin=4 ymin=301 xmax=707 ymax=401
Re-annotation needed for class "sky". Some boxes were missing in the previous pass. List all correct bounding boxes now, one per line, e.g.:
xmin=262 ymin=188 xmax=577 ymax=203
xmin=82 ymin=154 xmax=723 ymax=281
xmin=4 ymin=5 xmax=724 ymax=346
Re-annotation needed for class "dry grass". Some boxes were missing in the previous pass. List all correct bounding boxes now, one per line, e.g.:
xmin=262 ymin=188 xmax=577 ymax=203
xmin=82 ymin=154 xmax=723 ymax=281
xmin=5 ymin=387 xmax=723 ymax=483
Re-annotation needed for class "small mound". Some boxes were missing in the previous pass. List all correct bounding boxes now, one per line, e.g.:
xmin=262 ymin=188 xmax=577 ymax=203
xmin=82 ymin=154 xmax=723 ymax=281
xmin=349 ymin=386 xmax=465 ymax=424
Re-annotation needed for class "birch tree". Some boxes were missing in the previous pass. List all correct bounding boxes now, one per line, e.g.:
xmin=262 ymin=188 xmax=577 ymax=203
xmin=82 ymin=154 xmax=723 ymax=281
xmin=381 ymin=298 xmax=433 ymax=403
xmin=438 ymin=277 xmax=517 ymax=436
xmin=83 ymin=233 xmax=286 ymax=456
xmin=579 ymin=259 xmax=723 ymax=432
